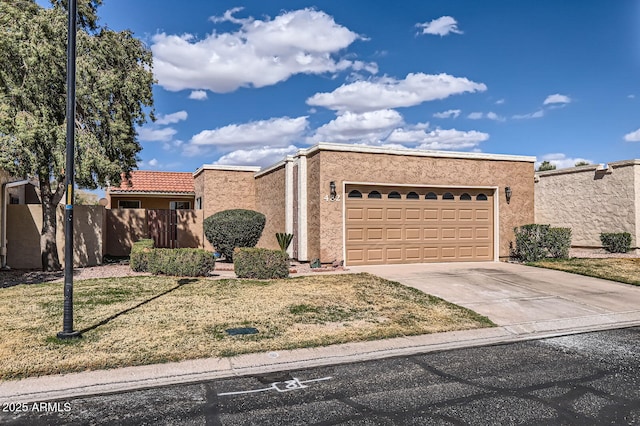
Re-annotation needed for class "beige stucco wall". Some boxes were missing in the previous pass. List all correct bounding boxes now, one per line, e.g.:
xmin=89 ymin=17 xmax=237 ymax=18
xmin=105 ymin=208 xmax=148 ymax=256
xmin=255 ymin=165 xmax=286 ymax=250
xmin=194 ymin=169 xmax=257 ymax=222
xmin=177 ymin=210 xmax=206 ymax=249
xmin=7 ymin=205 xmax=104 ymax=269
xmin=312 ymin=150 xmax=534 ymax=263
xmin=306 ymin=152 xmax=322 ymax=261
xmin=535 ymin=162 xmax=639 ymax=249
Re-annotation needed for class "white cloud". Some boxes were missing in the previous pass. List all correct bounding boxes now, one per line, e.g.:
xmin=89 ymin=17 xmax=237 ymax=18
xmin=387 ymin=127 xmax=489 ymax=150
xmin=623 ymin=128 xmax=640 ymax=142
xmin=543 ymin=93 xmax=571 ymax=105
xmin=495 ymin=98 xmax=505 ymax=105
xmin=467 ymin=112 xmax=483 ymax=120
xmin=512 ymin=110 xmax=545 ymax=120
xmin=189 ymin=90 xmax=208 ymax=100
xmin=155 ymin=111 xmax=188 ymax=125
xmin=537 ymin=153 xmax=592 ymax=169
xmin=214 ymin=145 xmax=298 ymax=167
xmin=310 ymin=109 xmax=404 ymax=143
xmin=417 ymin=16 xmax=463 ymax=36
xmin=486 ymin=111 xmax=505 ymax=122
xmin=137 ymin=127 xmax=177 ymax=142
xmin=433 ymin=109 xmax=461 ymax=119
xmin=185 ymin=116 xmax=308 ymax=156
xmin=148 ymin=158 xmax=159 ymax=167
xmin=152 ymin=8 xmax=370 ymax=93
xmin=307 ymin=73 xmax=486 ymax=113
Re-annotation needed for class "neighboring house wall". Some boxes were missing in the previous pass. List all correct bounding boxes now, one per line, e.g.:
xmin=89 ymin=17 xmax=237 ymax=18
xmin=108 ymin=195 xmax=194 ymax=210
xmin=255 ymin=164 xmax=287 ymax=250
xmin=312 ymin=149 xmax=534 ymax=263
xmin=6 ymin=205 xmax=104 ymax=269
xmin=535 ymin=160 xmax=640 ymax=250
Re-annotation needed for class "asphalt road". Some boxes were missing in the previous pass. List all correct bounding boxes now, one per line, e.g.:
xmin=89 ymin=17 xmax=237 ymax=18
xmin=2 ymin=327 xmax=639 ymax=425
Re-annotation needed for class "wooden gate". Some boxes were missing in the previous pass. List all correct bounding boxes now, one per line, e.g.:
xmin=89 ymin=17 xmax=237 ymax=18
xmin=147 ymin=209 xmax=178 ymax=248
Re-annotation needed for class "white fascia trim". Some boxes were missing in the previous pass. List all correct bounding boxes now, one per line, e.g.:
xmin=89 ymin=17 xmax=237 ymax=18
xmin=297 ymin=156 xmax=308 ymax=261
xmin=193 ymin=164 xmax=261 ymax=178
xmin=301 ymin=142 xmax=536 ymax=163
xmin=285 ymin=159 xmax=294 ymax=257
xmin=254 ymin=157 xmax=290 ymax=178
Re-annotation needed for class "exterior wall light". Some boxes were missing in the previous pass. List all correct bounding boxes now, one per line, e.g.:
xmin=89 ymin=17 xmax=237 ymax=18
xmin=329 ymin=181 xmax=337 ymax=199
xmin=505 ymin=186 xmax=512 ymax=204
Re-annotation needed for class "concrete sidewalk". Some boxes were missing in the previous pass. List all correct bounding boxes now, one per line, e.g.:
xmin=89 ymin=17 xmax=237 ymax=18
xmin=2 ymin=262 xmax=640 ymax=404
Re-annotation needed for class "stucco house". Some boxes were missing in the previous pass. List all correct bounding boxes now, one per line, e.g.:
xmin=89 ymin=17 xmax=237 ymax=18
xmin=535 ymin=159 xmax=640 ymax=254
xmin=195 ymin=143 xmax=536 ymax=266
xmin=106 ymin=170 xmax=195 ymax=210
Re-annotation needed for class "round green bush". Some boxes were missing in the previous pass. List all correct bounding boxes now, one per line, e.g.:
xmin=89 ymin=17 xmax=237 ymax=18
xmin=204 ymin=209 xmax=266 ymax=261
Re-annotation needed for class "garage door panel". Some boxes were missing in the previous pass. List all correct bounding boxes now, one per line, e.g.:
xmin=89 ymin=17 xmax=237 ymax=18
xmin=405 ymin=228 xmax=420 ymax=240
xmin=406 ymin=208 xmax=420 ymax=220
xmin=367 ymin=208 xmax=383 ymax=220
xmin=386 ymin=228 xmax=402 ymax=240
xmin=387 ymin=209 xmax=402 ymax=220
xmin=347 ymin=228 xmax=364 ymax=241
xmin=386 ymin=248 xmax=402 ymax=261
xmin=347 ymin=208 xmax=363 ymax=220
xmin=367 ymin=228 xmax=383 ymax=240
xmin=345 ymin=186 xmax=494 ymax=265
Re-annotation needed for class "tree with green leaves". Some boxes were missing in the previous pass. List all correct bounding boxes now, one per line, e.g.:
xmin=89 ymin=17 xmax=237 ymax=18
xmin=0 ymin=0 xmax=154 ymax=270
xmin=537 ymin=161 xmax=556 ymax=172
xmin=574 ymin=161 xmax=590 ymax=167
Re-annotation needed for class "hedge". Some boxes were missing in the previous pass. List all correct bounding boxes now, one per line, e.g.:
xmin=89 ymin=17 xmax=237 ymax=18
xmin=204 ymin=209 xmax=266 ymax=261
xmin=600 ymin=232 xmax=632 ymax=253
xmin=233 ymin=247 xmax=289 ymax=279
xmin=130 ymin=239 xmax=215 ymax=276
xmin=513 ymin=224 xmax=572 ymax=262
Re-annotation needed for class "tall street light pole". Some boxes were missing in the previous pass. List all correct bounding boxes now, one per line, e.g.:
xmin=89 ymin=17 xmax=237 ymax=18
xmin=58 ymin=0 xmax=80 ymax=340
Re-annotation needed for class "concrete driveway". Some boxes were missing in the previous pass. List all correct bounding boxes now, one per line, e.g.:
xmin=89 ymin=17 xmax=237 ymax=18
xmin=349 ymin=262 xmax=640 ymax=335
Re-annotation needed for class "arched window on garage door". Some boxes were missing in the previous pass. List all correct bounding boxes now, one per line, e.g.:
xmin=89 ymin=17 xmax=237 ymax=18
xmin=406 ymin=191 xmax=419 ymax=200
xmin=460 ymin=193 xmax=472 ymax=201
xmin=476 ymin=193 xmax=488 ymax=201
xmin=425 ymin=192 xmax=438 ymax=200
xmin=348 ymin=190 xmax=362 ymax=198
xmin=367 ymin=190 xmax=382 ymax=199
xmin=388 ymin=191 xmax=401 ymax=199
xmin=443 ymin=192 xmax=455 ymax=200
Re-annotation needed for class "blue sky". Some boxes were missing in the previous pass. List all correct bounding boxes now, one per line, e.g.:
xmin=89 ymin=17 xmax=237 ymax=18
xmin=40 ymin=0 xmax=640 ymax=178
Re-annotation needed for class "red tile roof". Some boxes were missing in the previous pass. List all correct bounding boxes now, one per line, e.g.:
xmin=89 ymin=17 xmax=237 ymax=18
xmin=108 ymin=171 xmax=194 ymax=194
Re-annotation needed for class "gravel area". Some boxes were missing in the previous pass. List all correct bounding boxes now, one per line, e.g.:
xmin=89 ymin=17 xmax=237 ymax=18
xmin=2 ymin=249 xmax=634 ymax=289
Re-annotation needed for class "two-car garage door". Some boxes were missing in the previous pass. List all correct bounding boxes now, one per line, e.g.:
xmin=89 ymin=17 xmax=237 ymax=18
xmin=345 ymin=185 xmax=494 ymax=266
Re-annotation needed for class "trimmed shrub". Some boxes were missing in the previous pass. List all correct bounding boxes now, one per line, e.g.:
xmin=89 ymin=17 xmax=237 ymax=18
xmin=234 ymin=247 xmax=289 ymax=279
xmin=130 ymin=239 xmax=154 ymax=272
xmin=600 ymin=232 xmax=632 ymax=253
xmin=204 ymin=209 xmax=266 ymax=261
xmin=514 ymin=224 xmax=550 ymax=262
xmin=146 ymin=248 xmax=216 ymax=277
xmin=546 ymin=227 xmax=572 ymax=259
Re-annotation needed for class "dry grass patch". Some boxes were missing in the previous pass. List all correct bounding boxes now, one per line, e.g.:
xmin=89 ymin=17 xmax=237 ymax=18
xmin=0 ymin=273 xmax=493 ymax=380
xmin=530 ymin=258 xmax=640 ymax=286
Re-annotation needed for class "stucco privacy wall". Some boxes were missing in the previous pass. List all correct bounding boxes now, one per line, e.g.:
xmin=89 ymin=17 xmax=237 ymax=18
xmin=6 ymin=205 xmax=104 ymax=269
xmin=310 ymin=148 xmax=535 ymax=263
xmin=255 ymin=164 xmax=287 ymax=250
xmin=105 ymin=209 xmax=206 ymax=256
xmin=535 ymin=160 xmax=640 ymax=250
